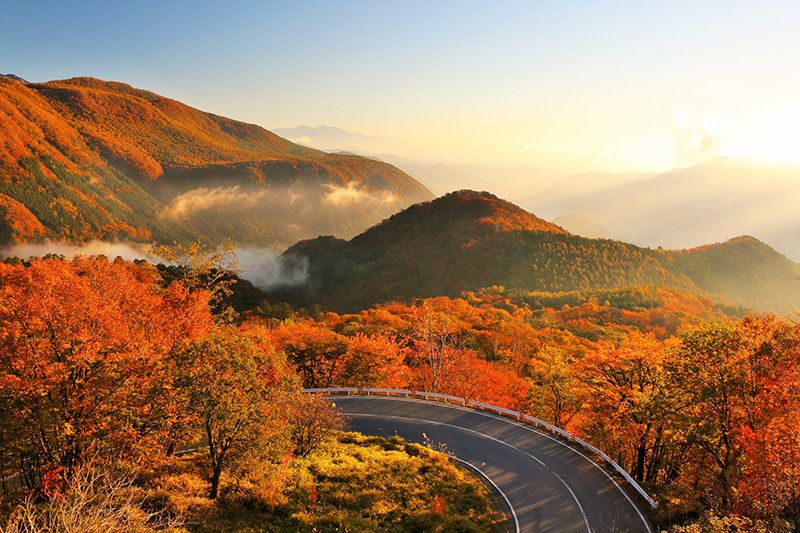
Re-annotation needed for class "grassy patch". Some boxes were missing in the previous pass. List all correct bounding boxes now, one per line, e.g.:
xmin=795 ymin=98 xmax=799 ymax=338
xmin=140 ymin=432 xmax=507 ymax=532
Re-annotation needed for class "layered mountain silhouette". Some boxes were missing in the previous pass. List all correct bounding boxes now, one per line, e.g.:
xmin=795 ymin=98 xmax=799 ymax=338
xmin=551 ymin=213 xmax=622 ymax=240
xmin=0 ymin=75 xmax=432 ymax=247
xmin=524 ymin=158 xmax=800 ymax=260
xmin=271 ymin=190 xmax=800 ymax=313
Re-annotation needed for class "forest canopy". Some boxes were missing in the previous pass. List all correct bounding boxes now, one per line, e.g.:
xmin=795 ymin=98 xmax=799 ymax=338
xmin=2 ymin=254 xmax=800 ymax=531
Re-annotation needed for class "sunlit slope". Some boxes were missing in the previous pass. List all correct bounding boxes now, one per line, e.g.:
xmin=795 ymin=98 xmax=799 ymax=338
xmin=275 ymin=191 xmax=800 ymax=312
xmin=0 ymin=75 xmax=432 ymax=246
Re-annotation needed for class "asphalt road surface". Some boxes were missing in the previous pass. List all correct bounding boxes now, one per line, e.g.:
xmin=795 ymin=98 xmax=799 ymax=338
xmin=334 ymin=395 xmax=653 ymax=533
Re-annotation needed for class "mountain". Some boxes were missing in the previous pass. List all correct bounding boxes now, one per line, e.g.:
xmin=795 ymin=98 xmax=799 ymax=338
xmin=551 ymin=213 xmax=623 ymax=240
xmin=671 ymin=236 xmax=800 ymax=313
xmin=1 ymin=73 xmax=28 ymax=83
xmin=523 ymin=158 xmax=800 ymax=260
xmin=270 ymin=125 xmax=394 ymax=154
xmin=520 ymin=170 xmax=653 ymax=210
xmin=267 ymin=125 xmax=566 ymax=198
xmin=0 ymin=77 xmax=432 ymax=248
xmin=270 ymin=190 xmax=800 ymax=313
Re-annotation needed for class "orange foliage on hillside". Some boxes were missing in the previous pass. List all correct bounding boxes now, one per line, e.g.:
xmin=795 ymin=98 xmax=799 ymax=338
xmin=37 ymin=77 xmax=303 ymax=178
xmin=0 ymin=257 xmax=214 ymax=479
xmin=2 ymin=253 xmax=798 ymax=527
xmin=0 ymin=77 xmax=101 ymax=178
xmin=469 ymin=192 xmax=569 ymax=233
xmin=1 ymin=76 xmax=432 ymax=189
xmin=0 ymin=75 xmax=432 ymax=246
xmin=0 ymin=193 xmax=47 ymax=241
xmin=252 ymin=285 xmax=800 ymax=525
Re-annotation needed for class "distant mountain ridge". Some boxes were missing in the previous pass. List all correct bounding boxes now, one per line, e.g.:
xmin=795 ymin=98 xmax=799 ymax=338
xmin=270 ymin=125 xmax=392 ymax=153
xmin=551 ymin=213 xmax=622 ymax=240
xmin=0 ymin=76 xmax=432 ymax=247
xmin=270 ymin=190 xmax=800 ymax=313
xmin=524 ymin=158 xmax=800 ymax=260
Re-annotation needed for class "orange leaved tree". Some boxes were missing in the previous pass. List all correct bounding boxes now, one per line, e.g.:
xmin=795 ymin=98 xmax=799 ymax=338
xmin=174 ymin=326 xmax=297 ymax=498
xmin=270 ymin=322 xmax=349 ymax=388
xmin=0 ymin=257 xmax=212 ymax=489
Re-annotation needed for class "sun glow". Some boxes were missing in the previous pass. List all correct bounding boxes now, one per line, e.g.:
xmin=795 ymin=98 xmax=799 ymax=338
xmin=725 ymin=133 xmax=800 ymax=167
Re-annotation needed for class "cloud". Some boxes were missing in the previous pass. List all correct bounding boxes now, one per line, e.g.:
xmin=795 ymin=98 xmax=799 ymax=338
xmin=236 ymin=247 xmax=309 ymax=289
xmin=673 ymin=111 xmax=721 ymax=168
xmin=323 ymin=182 xmax=399 ymax=207
xmin=0 ymin=240 xmax=155 ymax=262
xmin=0 ymin=240 xmax=308 ymax=290
xmin=287 ymin=188 xmax=302 ymax=205
xmin=290 ymin=136 xmax=314 ymax=145
xmin=163 ymin=186 xmax=269 ymax=219
xmin=324 ymin=182 xmax=370 ymax=205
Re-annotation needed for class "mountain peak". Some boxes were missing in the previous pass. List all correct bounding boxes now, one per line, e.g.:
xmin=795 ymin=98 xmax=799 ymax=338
xmin=376 ymin=190 xmax=569 ymax=236
xmin=1 ymin=73 xmax=28 ymax=84
xmin=685 ymin=234 xmax=764 ymax=251
xmin=271 ymin=188 xmax=800 ymax=313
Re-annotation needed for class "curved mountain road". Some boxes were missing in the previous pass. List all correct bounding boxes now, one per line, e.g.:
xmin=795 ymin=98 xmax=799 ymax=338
xmin=333 ymin=395 xmax=652 ymax=533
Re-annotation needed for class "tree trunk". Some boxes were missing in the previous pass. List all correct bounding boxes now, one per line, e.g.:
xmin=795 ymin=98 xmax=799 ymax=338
xmin=209 ymin=463 xmax=222 ymax=499
xmin=635 ymin=444 xmax=647 ymax=482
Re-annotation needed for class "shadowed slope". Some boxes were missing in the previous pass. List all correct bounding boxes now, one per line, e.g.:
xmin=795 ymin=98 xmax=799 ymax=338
xmin=274 ymin=191 xmax=800 ymax=313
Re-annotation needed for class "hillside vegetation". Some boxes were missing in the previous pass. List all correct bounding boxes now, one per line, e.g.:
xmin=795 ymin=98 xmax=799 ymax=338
xmin=274 ymin=190 xmax=800 ymax=312
xmin=146 ymin=433 xmax=505 ymax=532
xmin=2 ymin=252 xmax=800 ymax=530
xmin=0 ymin=256 xmax=501 ymax=532
xmin=0 ymin=75 xmax=432 ymax=247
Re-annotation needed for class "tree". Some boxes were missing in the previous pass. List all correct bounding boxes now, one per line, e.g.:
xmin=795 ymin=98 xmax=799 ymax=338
xmin=270 ymin=322 xmax=349 ymax=388
xmin=335 ymin=333 xmax=408 ymax=388
xmin=0 ymin=258 xmax=212 ymax=489
xmin=407 ymin=301 xmax=467 ymax=393
xmin=174 ymin=327 xmax=294 ymax=499
xmin=527 ymin=345 xmax=585 ymax=429
xmin=287 ymin=394 xmax=343 ymax=458
xmin=731 ymin=318 xmax=800 ymax=523
xmin=739 ymin=412 xmax=800 ymax=523
xmin=579 ymin=333 xmax=683 ymax=483
xmin=668 ymin=318 xmax=799 ymax=512
xmin=151 ymin=240 xmax=239 ymax=315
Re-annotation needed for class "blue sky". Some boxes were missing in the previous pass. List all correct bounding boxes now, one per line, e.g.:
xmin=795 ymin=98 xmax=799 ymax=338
xmin=3 ymin=0 xmax=799 ymax=171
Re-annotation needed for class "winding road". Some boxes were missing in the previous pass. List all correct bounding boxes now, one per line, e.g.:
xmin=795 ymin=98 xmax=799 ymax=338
xmin=333 ymin=395 xmax=653 ymax=533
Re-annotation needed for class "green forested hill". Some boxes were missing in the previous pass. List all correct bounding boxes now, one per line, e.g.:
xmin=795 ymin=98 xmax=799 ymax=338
xmin=272 ymin=191 xmax=800 ymax=312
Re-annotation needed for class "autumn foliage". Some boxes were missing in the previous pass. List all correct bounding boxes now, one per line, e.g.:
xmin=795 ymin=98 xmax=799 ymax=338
xmin=0 ymin=76 xmax=431 ymax=246
xmin=0 ymin=258 xmax=212 ymax=487
xmin=3 ymin=253 xmax=800 ymax=530
xmin=256 ymin=285 xmax=800 ymax=528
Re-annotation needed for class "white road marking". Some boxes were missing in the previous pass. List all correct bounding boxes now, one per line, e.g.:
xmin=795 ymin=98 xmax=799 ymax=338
xmin=351 ymin=412 xmax=592 ymax=533
xmin=452 ymin=457 xmax=521 ymax=533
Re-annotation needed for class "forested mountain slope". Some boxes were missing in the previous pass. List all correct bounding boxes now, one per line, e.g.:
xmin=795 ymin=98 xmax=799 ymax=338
xmin=0 ymin=75 xmax=432 ymax=247
xmin=273 ymin=190 xmax=800 ymax=312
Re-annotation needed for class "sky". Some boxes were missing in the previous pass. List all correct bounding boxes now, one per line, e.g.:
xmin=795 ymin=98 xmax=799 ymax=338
xmin=2 ymin=0 xmax=799 ymax=173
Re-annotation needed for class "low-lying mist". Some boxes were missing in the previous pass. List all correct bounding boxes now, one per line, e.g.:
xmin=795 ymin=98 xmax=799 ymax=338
xmin=151 ymin=179 xmax=412 ymax=250
xmin=0 ymin=241 xmax=307 ymax=290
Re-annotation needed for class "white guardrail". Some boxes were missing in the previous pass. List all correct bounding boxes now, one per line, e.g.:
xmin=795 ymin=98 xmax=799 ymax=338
xmin=303 ymin=386 xmax=658 ymax=509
